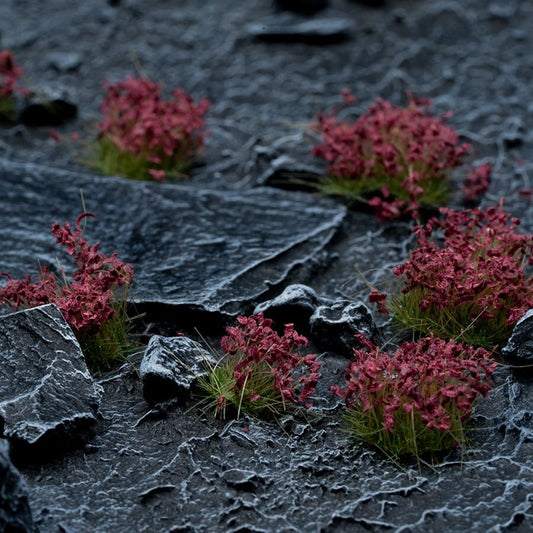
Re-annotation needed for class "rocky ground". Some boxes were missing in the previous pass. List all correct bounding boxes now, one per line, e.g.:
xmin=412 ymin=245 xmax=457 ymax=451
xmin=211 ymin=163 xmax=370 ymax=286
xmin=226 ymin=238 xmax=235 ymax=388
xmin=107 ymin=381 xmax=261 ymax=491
xmin=1 ymin=0 xmax=533 ymax=531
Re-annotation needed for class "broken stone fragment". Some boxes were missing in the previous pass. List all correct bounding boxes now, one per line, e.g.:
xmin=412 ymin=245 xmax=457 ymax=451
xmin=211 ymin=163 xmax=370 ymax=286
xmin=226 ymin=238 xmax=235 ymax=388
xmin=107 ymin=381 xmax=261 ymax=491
xmin=0 ymin=304 xmax=101 ymax=459
xmin=248 ymin=16 xmax=352 ymax=44
xmin=140 ymin=335 xmax=216 ymax=404
xmin=309 ymin=300 xmax=378 ymax=357
xmin=0 ymin=439 xmax=38 ymax=533
xmin=501 ymin=309 xmax=533 ymax=367
xmin=254 ymin=283 xmax=330 ymax=334
xmin=45 ymin=51 xmax=82 ymax=73
xmin=19 ymin=85 xmax=77 ymax=126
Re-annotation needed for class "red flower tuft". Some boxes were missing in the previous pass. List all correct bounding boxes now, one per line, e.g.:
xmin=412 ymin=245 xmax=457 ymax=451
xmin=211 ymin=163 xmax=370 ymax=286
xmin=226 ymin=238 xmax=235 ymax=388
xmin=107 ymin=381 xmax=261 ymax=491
xmin=313 ymin=95 xmax=470 ymax=220
xmin=221 ymin=313 xmax=321 ymax=406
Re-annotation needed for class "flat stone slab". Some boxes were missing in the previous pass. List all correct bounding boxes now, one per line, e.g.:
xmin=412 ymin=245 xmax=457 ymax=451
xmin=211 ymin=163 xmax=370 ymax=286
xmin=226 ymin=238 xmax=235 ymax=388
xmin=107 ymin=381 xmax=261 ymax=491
xmin=0 ymin=304 xmax=100 ymax=456
xmin=0 ymin=158 xmax=345 ymax=316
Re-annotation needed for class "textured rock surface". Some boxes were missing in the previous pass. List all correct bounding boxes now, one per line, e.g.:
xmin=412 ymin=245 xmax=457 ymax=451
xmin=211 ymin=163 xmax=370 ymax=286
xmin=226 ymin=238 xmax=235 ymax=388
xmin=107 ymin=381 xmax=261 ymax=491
xmin=502 ymin=310 xmax=533 ymax=366
xmin=0 ymin=158 xmax=345 ymax=317
xmin=254 ymin=283 xmax=329 ymax=333
xmin=1 ymin=0 xmax=533 ymax=531
xmin=140 ymin=336 xmax=214 ymax=404
xmin=248 ymin=16 xmax=352 ymax=44
xmin=0 ymin=439 xmax=38 ymax=533
xmin=0 ymin=304 xmax=101 ymax=457
xmin=310 ymin=300 xmax=378 ymax=356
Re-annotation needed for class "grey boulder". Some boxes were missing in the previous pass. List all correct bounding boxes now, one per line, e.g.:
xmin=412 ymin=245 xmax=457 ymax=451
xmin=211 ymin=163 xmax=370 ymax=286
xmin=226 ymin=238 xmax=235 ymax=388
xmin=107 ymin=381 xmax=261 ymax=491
xmin=0 ymin=304 xmax=101 ymax=458
xmin=309 ymin=300 xmax=377 ymax=357
xmin=501 ymin=309 xmax=533 ymax=367
xmin=140 ymin=335 xmax=216 ymax=404
xmin=254 ymin=283 xmax=329 ymax=334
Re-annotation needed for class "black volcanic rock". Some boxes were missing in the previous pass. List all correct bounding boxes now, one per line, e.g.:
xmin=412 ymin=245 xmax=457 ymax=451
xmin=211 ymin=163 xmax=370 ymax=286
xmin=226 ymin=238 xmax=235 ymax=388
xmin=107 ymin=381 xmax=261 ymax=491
xmin=254 ymin=283 xmax=329 ymax=333
xmin=0 ymin=439 xmax=38 ymax=533
xmin=501 ymin=310 xmax=533 ymax=367
xmin=140 ymin=335 xmax=215 ymax=404
xmin=309 ymin=300 xmax=377 ymax=356
xmin=0 ymin=304 xmax=101 ymax=458
xmin=19 ymin=87 xmax=77 ymax=126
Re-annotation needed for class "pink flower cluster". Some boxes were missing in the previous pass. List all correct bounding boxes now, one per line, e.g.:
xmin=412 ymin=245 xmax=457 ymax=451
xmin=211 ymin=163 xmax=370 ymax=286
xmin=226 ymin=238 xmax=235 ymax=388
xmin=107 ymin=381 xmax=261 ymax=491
xmin=0 ymin=49 xmax=26 ymax=98
xmin=393 ymin=203 xmax=533 ymax=327
xmin=0 ymin=213 xmax=133 ymax=335
xmin=98 ymin=76 xmax=209 ymax=180
xmin=462 ymin=163 xmax=492 ymax=204
xmin=332 ymin=334 xmax=495 ymax=433
xmin=221 ymin=313 xmax=321 ymax=406
xmin=313 ymin=94 xmax=470 ymax=220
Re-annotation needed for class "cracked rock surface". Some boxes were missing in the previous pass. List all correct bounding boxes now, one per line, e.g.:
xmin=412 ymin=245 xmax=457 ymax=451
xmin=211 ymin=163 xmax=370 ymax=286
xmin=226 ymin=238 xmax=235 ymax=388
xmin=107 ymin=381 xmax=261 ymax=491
xmin=0 ymin=159 xmax=345 ymax=316
xmin=1 ymin=0 xmax=533 ymax=531
xmin=0 ymin=304 xmax=101 ymax=458
xmin=0 ymin=439 xmax=38 ymax=533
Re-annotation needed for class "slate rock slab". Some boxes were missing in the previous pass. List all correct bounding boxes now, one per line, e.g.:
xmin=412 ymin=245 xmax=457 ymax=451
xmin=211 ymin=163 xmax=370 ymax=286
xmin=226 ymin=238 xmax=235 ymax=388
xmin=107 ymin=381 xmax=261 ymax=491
xmin=140 ymin=335 xmax=215 ymax=404
xmin=501 ymin=309 xmax=533 ymax=367
xmin=0 ymin=304 xmax=101 ymax=457
xmin=0 ymin=158 xmax=346 ymax=316
xmin=0 ymin=439 xmax=38 ymax=533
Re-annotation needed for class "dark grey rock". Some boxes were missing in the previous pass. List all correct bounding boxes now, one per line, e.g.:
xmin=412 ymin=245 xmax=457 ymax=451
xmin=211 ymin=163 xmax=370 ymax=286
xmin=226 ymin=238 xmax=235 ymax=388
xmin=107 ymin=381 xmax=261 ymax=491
xmin=221 ymin=468 xmax=261 ymax=491
xmin=309 ymin=300 xmax=377 ymax=357
xmin=502 ymin=116 xmax=525 ymax=149
xmin=0 ymin=159 xmax=345 ymax=317
xmin=140 ymin=335 xmax=215 ymax=404
xmin=414 ymin=4 xmax=473 ymax=45
xmin=0 ymin=439 xmax=38 ymax=533
xmin=273 ymin=0 xmax=329 ymax=15
xmin=46 ymin=52 xmax=82 ymax=72
xmin=0 ymin=304 xmax=101 ymax=457
xmin=501 ymin=310 xmax=533 ymax=367
xmin=248 ymin=16 xmax=352 ymax=44
xmin=254 ymin=284 xmax=328 ymax=333
xmin=19 ymin=86 xmax=77 ymax=126
xmin=257 ymin=153 xmax=322 ymax=191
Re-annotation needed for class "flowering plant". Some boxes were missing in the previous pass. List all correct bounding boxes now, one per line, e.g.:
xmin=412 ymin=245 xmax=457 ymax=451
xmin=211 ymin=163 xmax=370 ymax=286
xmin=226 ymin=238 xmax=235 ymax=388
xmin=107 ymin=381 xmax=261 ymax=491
xmin=0 ymin=50 xmax=27 ymax=122
xmin=93 ymin=76 xmax=209 ymax=181
xmin=388 ymin=203 xmax=533 ymax=347
xmin=199 ymin=313 xmax=321 ymax=419
xmin=312 ymin=93 xmax=471 ymax=221
xmin=0 ymin=213 xmax=134 ymax=371
xmin=462 ymin=163 xmax=492 ymax=204
xmin=332 ymin=335 xmax=496 ymax=457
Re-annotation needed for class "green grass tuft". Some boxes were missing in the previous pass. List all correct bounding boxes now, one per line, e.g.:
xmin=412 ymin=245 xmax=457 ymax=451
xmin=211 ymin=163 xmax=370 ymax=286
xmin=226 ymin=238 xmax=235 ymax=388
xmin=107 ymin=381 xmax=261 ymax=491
xmin=88 ymin=137 xmax=191 ymax=181
xmin=389 ymin=289 xmax=512 ymax=349
xmin=198 ymin=356 xmax=291 ymax=420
